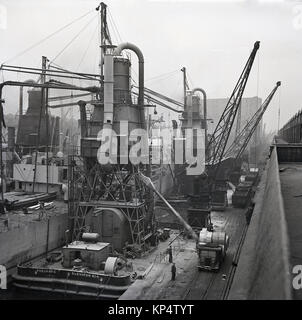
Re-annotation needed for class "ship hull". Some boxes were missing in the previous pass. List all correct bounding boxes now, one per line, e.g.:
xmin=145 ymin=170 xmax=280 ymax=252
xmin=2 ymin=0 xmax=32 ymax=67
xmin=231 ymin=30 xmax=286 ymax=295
xmin=0 ymin=204 xmax=68 ymax=279
xmin=12 ymin=265 xmax=132 ymax=300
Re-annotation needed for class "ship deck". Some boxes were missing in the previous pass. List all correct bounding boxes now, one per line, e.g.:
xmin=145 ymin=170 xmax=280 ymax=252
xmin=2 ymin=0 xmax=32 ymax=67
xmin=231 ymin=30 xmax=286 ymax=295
xmin=279 ymin=163 xmax=302 ymax=300
xmin=0 ymin=193 xmax=67 ymax=233
xmin=19 ymin=232 xmax=189 ymax=278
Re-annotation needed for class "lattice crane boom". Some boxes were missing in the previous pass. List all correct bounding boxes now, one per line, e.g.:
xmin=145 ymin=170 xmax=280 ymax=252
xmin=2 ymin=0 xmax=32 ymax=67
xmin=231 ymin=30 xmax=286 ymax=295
xmin=225 ymin=81 xmax=281 ymax=160
xmin=206 ymin=41 xmax=260 ymax=172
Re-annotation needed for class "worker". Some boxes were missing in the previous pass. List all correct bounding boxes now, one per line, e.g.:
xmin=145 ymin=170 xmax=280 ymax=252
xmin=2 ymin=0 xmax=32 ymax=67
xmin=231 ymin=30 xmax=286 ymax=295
xmin=167 ymin=245 xmax=173 ymax=263
xmin=171 ymin=263 xmax=176 ymax=281
xmin=38 ymin=201 xmax=46 ymax=221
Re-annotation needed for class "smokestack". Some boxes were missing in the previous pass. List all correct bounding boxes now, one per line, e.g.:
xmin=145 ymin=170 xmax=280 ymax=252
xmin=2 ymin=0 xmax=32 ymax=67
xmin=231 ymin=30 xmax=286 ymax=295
xmin=103 ymin=51 xmax=114 ymax=130
xmin=78 ymin=101 xmax=88 ymax=138
xmin=19 ymin=87 xmax=23 ymax=116
xmin=19 ymin=80 xmax=36 ymax=116
xmin=7 ymin=127 xmax=15 ymax=151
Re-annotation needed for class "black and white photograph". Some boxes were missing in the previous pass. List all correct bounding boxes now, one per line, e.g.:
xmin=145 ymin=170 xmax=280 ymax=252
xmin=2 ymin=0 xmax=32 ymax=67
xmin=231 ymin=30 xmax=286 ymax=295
xmin=0 ymin=0 xmax=301 ymax=310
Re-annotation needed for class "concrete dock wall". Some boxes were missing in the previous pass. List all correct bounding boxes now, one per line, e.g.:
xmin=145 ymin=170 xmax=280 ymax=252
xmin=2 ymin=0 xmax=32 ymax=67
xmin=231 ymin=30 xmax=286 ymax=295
xmin=0 ymin=214 xmax=67 ymax=273
xmin=229 ymin=147 xmax=292 ymax=299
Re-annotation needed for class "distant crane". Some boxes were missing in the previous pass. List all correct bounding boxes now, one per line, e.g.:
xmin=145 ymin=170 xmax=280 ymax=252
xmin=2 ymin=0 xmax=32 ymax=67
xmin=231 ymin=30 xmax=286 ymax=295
xmin=224 ymin=81 xmax=281 ymax=161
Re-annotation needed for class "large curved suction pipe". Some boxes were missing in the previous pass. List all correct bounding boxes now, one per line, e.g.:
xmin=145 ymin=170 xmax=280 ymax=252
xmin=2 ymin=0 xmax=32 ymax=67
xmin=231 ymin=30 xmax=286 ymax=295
xmin=114 ymin=42 xmax=145 ymax=127
xmin=192 ymin=87 xmax=207 ymax=143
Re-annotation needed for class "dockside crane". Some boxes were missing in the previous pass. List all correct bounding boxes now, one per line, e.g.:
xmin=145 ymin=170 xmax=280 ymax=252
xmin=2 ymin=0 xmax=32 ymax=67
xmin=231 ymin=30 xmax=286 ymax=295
xmin=198 ymin=41 xmax=260 ymax=211
xmin=206 ymin=41 xmax=260 ymax=170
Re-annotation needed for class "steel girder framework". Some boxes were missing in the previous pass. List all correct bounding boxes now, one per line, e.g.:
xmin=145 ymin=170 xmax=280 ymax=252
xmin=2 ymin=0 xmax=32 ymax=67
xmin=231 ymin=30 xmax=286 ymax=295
xmin=68 ymin=155 xmax=153 ymax=248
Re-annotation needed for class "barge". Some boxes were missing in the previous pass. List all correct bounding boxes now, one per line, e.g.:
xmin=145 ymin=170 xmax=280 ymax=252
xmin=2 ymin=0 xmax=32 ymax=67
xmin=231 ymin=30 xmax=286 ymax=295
xmin=13 ymin=238 xmax=133 ymax=299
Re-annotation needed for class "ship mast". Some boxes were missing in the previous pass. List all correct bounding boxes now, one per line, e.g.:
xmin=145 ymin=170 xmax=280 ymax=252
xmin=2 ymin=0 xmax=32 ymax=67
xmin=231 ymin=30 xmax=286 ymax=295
xmin=96 ymin=2 xmax=112 ymax=78
xmin=181 ymin=67 xmax=189 ymax=110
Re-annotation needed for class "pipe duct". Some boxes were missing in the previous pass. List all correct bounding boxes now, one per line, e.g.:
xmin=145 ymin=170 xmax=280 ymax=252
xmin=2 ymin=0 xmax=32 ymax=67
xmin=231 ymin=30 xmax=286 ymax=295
xmin=192 ymin=87 xmax=207 ymax=141
xmin=113 ymin=42 xmax=145 ymax=128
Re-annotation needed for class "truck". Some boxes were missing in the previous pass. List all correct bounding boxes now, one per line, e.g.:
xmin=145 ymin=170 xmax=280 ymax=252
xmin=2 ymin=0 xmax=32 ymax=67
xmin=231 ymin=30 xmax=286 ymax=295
xmin=196 ymin=228 xmax=229 ymax=271
xmin=245 ymin=168 xmax=259 ymax=185
xmin=211 ymin=181 xmax=228 ymax=211
xmin=140 ymin=173 xmax=229 ymax=272
xmin=232 ymin=181 xmax=253 ymax=208
xmin=187 ymin=207 xmax=212 ymax=230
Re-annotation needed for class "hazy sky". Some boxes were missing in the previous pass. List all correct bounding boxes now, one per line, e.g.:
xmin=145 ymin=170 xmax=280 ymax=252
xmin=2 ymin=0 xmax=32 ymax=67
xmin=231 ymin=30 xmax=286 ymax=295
xmin=1 ymin=0 xmax=302 ymax=131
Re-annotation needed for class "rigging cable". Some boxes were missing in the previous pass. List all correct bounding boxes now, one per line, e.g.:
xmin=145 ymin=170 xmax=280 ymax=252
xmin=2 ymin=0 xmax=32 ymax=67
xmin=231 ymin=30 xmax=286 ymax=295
xmin=107 ymin=8 xmax=129 ymax=59
xmin=145 ymin=70 xmax=179 ymax=83
xmin=2 ymin=9 xmax=95 ymax=65
xmin=106 ymin=12 xmax=120 ymax=46
xmin=50 ymin=14 xmax=98 ymax=65
xmin=76 ymin=23 xmax=99 ymax=72
xmin=187 ymin=72 xmax=195 ymax=89
xmin=108 ymin=8 xmax=123 ymax=44
xmin=277 ymin=86 xmax=281 ymax=132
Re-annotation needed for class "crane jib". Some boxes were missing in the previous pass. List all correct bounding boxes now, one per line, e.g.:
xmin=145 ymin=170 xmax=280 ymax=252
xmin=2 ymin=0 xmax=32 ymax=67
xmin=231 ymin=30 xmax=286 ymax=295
xmin=224 ymin=81 xmax=281 ymax=160
xmin=205 ymin=41 xmax=260 ymax=184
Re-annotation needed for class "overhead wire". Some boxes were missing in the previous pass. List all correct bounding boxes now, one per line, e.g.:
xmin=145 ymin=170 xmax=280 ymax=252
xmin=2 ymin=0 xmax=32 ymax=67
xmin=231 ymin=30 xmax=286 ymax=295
xmin=145 ymin=70 xmax=179 ymax=83
xmin=47 ymin=64 xmax=100 ymax=81
xmin=108 ymin=8 xmax=130 ymax=62
xmin=1 ymin=8 xmax=100 ymax=160
xmin=76 ymin=23 xmax=99 ymax=72
xmin=50 ymin=13 xmax=98 ymax=65
xmin=106 ymin=8 xmax=139 ymax=88
xmin=108 ymin=8 xmax=123 ymax=44
xmin=171 ymin=76 xmax=183 ymax=98
xmin=106 ymin=11 xmax=120 ymax=46
xmin=1 ymin=66 xmax=98 ymax=82
xmin=152 ymin=73 xmax=179 ymax=86
xmin=187 ymin=72 xmax=194 ymax=89
xmin=2 ymin=9 xmax=95 ymax=65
